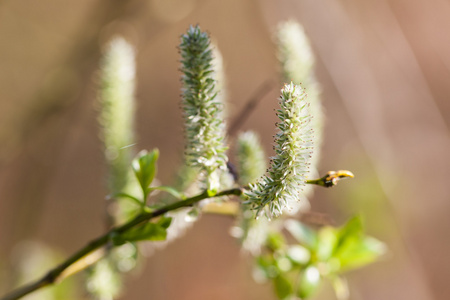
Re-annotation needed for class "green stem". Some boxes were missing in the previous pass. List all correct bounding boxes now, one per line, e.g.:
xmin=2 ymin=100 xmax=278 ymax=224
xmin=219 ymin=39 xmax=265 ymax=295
xmin=0 ymin=187 xmax=243 ymax=300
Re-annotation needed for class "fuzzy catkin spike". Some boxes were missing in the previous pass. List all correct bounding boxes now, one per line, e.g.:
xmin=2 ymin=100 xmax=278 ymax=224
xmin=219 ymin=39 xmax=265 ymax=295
xmin=277 ymin=21 xmax=323 ymax=160
xmin=98 ymin=37 xmax=136 ymax=196
xmin=94 ymin=37 xmax=138 ymax=300
xmin=233 ymin=131 xmax=268 ymax=254
xmin=237 ymin=131 xmax=267 ymax=186
xmin=86 ymin=258 xmax=122 ymax=300
xmin=277 ymin=21 xmax=315 ymax=86
xmin=277 ymin=21 xmax=324 ymax=212
xmin=246 ymin=83 xmax=314 ymax=218
xmin=179 ymin=25 xmax=228 ymax=193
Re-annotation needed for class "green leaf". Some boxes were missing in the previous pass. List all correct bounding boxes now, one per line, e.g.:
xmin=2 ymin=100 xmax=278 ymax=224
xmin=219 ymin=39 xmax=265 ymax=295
xmin=336 ymin=215 xmax=364 ymax=246
xmin=111 ymin=216 xmax=172 ymax=246
xmin=297 ymin=265 xmax=321 ymax=299
xmin=156 ymin=215 xmax=173 ymax=229
xmin=207 ymin=189 xmax=217 ymax=197
xmin=256 ymin=255 xmax=278 ymax=279
xmin=316 ymin=226 xmax=338 ymax=261
xmin=266 ymin=232 xmax=286 ymax=251
xmin=284 ymin=219 xmax=317 ymax=250
xmin=286 ymin=245 xmax=311 ymax=265
xmin=334 ymin=236 xmax=386 ymax=272
xmin=149 ymin=186 xmax=184 ymax=200
xmin=132 ymin=149 xmax=159 ymax=200
xmin=273 ymin=274 xmax=293 ymax=299
xmin=113 ymin=192 xmax=142 ymax=206
xmin=275 ymin=256 xmax=293 ymax=273
xmin=185 ymin=207 xmax=200 ymax=222
xmin=331 ymin=215 xmax=386 ymax=272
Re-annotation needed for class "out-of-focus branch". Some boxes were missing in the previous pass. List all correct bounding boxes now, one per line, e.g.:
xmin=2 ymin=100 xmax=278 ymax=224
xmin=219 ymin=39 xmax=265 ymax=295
xmin=228 ymin=79 xmax=276 ymax=137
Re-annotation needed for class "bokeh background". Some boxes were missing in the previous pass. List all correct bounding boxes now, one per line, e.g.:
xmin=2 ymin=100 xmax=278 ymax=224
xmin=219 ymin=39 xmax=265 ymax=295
xmin=1 ymin=0 xmax=450 ymax=299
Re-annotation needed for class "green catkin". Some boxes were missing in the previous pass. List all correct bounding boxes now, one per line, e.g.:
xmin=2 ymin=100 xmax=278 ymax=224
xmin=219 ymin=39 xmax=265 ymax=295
xmin=98 ymin=37 xmax=136 ymax=197
xmin=91 ymin=37 xmax=137 ymax=300
xmin=246 ymin=83 xmax=314 ymax=218
xmin=233 ymin=131 xmax=269 ymax=254
xmin=277 ymin=21 xmax=324 ymax=212
xmin=237 ymin=131 xmax=267 ymax=186
xmin=179 ymin=25 xmax=228 ymax=193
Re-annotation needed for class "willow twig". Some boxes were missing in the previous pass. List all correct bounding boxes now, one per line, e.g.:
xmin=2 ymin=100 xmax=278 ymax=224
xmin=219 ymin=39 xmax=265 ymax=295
xmin=1 ymin=188 xmax=243 ymax=300
xmin=228 ymin=79 xmax=276 ymax=137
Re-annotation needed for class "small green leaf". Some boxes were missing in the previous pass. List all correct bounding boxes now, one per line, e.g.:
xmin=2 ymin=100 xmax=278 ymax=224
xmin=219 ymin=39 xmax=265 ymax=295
xmin=334 ymin=236 xmax=386 ymax=272
xmin=316 ymin=226 xmax=338 ymax=261
xmin=132 ymin=149 xmax=159 ymax=200
xmin=112 ymin=217 xmax=172 ymax=246
xmin=297 ymin=265 xmax=321 ymax=299
xmin=331 ymin=215 xmax=386 ymax=272
xmin=149 ymin=186 xmax=184 ymax=200
xmin=276 ymin=256 xmax=293 ymax=273
xmin=156 ymin=216 xmax=173 ymax=229
xmin=336 ymin=216 xmax=364 ymax=245
xmin=185 ymin=207 xmax=200 ymax=222
xmin=266 ymin=232 xmax=286 ymax=251
xmin=207 ymin=189 xmax=217 ymax=197
xmin=284 ymin=219 xmax=317 ymax=250
xmin=286 ymin=245 xmax=311 ymax=265
xmin=256 ymin=255 xmax=278 ymax=279
xmin=274 ymin=274 xmax=293 ymax=299
xmin=113 ymin=192 xmax=142 ymax=206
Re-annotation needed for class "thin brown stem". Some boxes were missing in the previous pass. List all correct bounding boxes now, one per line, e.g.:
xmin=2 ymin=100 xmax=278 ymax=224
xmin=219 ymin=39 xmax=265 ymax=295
xmin=228 ymin=79 xmax=276 ymax=137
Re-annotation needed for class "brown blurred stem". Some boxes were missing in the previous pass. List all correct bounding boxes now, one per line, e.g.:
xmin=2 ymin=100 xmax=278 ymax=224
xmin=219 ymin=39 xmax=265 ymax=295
xmin=228 ymin=79 xmax=276 ymax=137
xmin=0 ymin=188 xmax=243 ymax=300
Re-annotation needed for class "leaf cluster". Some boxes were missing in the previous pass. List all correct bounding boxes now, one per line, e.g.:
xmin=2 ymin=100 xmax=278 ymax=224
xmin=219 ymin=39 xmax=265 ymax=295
xmin=255 ymin=216 xmax=386 ymax=299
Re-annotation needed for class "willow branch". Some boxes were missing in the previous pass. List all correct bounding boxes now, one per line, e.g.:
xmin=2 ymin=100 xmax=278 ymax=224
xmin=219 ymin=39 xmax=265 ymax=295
xmin=1 ymin=187 xmax=244 ymax=300
xmin=228 ymin=79 xmax=276 ymax=137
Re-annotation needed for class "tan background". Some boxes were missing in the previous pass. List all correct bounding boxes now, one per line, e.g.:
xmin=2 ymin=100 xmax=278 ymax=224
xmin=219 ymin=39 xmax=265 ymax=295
xmin=1 ymin=0 xmax=450 ymax=299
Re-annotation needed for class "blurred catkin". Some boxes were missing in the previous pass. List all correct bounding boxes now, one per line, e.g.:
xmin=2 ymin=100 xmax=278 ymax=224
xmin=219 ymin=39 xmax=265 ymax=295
xmin=236 ymin=131 xmax=267 ymax=186
xmin=233 ymin=131 xmax=269 ymax=254
xmin=86 ymin=259 xmax=122 ymax=300
xmin=98 ymin=37 xmax=136 ymax=197
xmin=91 ymin=37 xmax=138 ymax=300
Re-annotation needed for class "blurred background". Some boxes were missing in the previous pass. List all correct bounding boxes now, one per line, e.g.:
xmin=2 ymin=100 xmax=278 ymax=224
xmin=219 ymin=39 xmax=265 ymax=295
xmin=1 ymin=0 xmax=449 ymax=299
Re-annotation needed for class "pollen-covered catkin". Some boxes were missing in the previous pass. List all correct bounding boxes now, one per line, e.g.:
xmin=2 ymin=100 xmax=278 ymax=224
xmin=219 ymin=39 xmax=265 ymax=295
xmin=245 ymin=83 xmax=314 ymax=218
